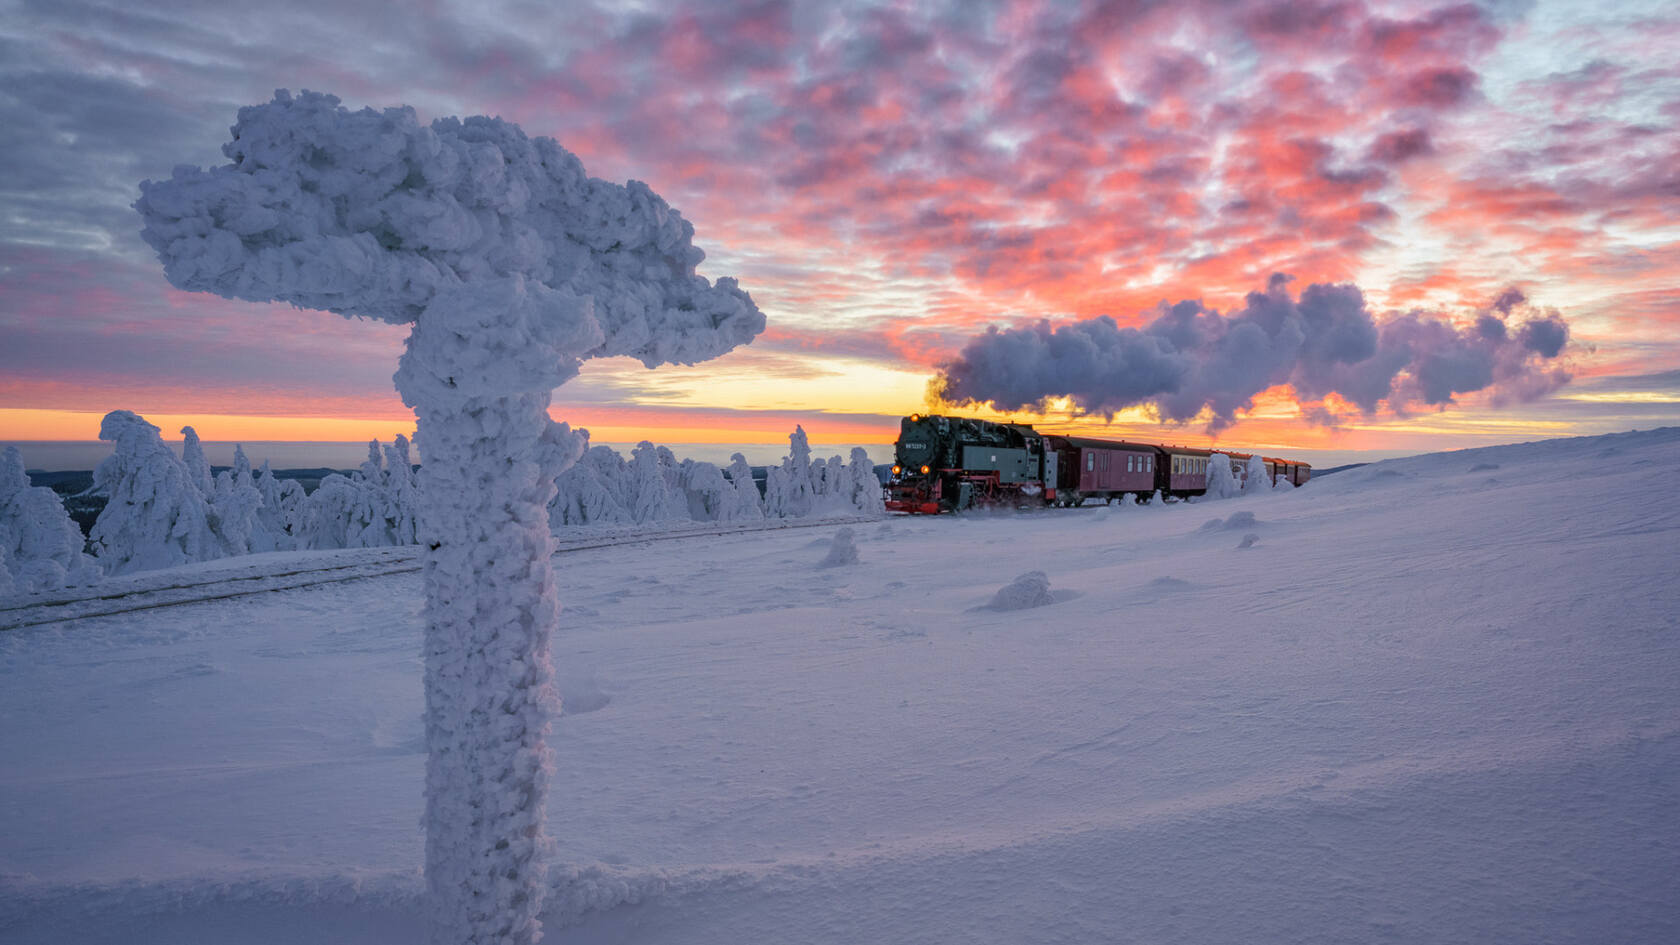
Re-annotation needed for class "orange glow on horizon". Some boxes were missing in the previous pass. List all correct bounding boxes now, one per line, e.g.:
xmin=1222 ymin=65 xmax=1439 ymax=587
xmin=0 ymin=408 xmax=903 ymax=448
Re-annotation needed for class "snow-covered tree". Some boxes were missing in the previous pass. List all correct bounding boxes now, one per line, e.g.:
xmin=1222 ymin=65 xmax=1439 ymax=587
xmin=137 ymin=90 xmax=762 ymax=945
xmin=781 ymin=425 xmax=815 ymax=517
xmin=250 ymin=460 xmax=294 ymax=552
xmin=1243 ymin=454 xmax=1270 ymax=493
xmin=722 ymin=453 xmax=764 ymax=521
xmin=209 ymin=444 xmax=263 ymax=556
xmin=847 ymin=447 xmax=885 ymax=515
xmin=180 ymin=425 xmax=214 ymax=498
xmin=762 ymin=463 xmax=792 ymax=518
xmin=1204 ymin=452 xmax=1239 ymax=500
xmin=383 ymin=435 xmax=419 ymax=545
xmin=679 ymin=460 xmax=731 ymax=521
xmin=0 ymin=446 xmax=100 ymax=592
xmin=550 ymin=443 xmax=635 ymax=528
xmin=629 ymin=441 xmax=687 ymax=524
xmin=90 ymin=411 xmax=222 ymax=575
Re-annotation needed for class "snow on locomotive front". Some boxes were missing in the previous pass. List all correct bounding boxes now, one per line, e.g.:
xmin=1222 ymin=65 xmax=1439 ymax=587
xmin=884 ymin=414 xmax=1057 ymax=513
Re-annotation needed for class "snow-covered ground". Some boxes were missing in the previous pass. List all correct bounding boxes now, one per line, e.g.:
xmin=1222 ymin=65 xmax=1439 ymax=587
xmin=2 ymin=428 xmax=1677 ymax=944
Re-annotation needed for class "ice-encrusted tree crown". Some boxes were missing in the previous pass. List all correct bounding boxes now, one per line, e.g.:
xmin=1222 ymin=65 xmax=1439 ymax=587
xmin=136 ymin=89 xmax=764 ymax=393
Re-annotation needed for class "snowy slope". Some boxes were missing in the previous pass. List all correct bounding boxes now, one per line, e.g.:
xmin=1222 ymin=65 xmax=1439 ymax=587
xmin=2 ymin=428 xmax=1678 ymax=944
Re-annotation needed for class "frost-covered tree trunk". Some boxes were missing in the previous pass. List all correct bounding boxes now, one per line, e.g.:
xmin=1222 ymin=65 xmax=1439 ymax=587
xmin=404 ymin=385 xmax=575 ymax=945
xmin=390 ymin=280 xmax=590 ymax=945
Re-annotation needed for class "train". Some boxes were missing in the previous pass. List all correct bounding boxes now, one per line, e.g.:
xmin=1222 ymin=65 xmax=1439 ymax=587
xmin=884 ymin=413 xmax=1311 ymax=514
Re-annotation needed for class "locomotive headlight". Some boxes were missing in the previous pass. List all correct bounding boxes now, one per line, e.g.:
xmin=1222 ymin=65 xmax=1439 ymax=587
xmin=910 ymin=413 xmax=921 ymax=422
xmin=920 ymin=464 xmax=930 ymax=474
xmin=891 ymin=464 xmax=902 ymax=476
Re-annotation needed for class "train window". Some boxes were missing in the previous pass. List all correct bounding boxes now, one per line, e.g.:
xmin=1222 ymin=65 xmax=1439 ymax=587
xmin=1087 ymin=454 xmax=1095 ymax=471
xmin=1127 ymin=455 xmax=1134 ymax=472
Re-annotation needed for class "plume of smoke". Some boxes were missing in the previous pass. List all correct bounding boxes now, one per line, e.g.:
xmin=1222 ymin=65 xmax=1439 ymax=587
xmin=933 ymin=275 xmax=1571 ymax=430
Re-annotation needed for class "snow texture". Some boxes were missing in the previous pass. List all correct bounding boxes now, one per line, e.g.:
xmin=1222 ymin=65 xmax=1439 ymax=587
xmin=89 ymin=411 xmax=223 ymax=576
xmin=1243 ymin=453 xmax=1270 ymax=491
xmin=135 ymin=89 xmax=766 ymax=945
xmin=934 ymin=275 xmax=1572 ymax=430
xmin=986 ymin=570 xmax=1054 ymax=610
xmin=0 ymin=446 xmax=99 ymax=594
xmin=3 ymin=428 xmax=1680 ymax=944
xmin=817 ymin=526 xmax=858 ymax=568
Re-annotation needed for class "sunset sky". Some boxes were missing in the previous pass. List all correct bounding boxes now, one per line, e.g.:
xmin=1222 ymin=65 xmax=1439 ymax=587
xmin=2 ymin=0 xmax=1677 ymax=459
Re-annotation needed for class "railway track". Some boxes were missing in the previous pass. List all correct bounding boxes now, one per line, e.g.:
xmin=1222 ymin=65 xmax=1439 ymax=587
xmin=0 ymin=516 xmax=875 ymax=632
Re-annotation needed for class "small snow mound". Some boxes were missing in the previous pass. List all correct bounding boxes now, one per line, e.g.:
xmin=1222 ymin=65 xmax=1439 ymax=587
xmin=986 ymin=570 xmax=1053 ymax=610
xmin=1468 ymin=463 xmax=1501 ymax=472
xmin=1148 ymin=576 xmax=1192 ymax=590
xmin=1237 ymin=533 xmax=1259 ymax=549
xmin=1223 ymin=510 xmax=1258 ymax=530
xmin=1199 ymin=510 xmax=1258 ymax=531
xmin=818 ymin=527 xmax=859 ymax=568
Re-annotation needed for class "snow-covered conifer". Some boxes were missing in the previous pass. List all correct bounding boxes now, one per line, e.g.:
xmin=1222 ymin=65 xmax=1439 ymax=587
xmin=722 ymin=453 xmax=764 ymax=521
xmin=1204 ymin=452 xmax=1238 ymax=500
xmin=250 ymin=460 xmax=293 ymax=552
xmin=629 ymin=441 xmax=687 ymax=524
xmin=781 ymin=426 xmax=815 ymax=517
xmin=360 ymin=439 xmax=384 ymax=483
xmin=847 ymin=447 xmax=886 ymax=515
xmin=763 ymin=463 xmax=792 ymax=519
xmin=1243 ymin=454 xmax=1270 ymax=493
xmin=550 ymin=444 xmax=636 ymax=528
xmin=298 ymin=472 xmax=386 ymax=549
xmin=90 ymin=411 xmax=222 ymax=575
xmin=0 ymin=446 xmax=100 ymax=592
xmin=680 ymin=460 xmax=730 ymax=521
xmin=382 ymin=435 xmax=420 ymax=545
xmin=180 ymin=426 xmax=214 ymax=498
xmin=209 ymin=444 xmax=263 ymax=556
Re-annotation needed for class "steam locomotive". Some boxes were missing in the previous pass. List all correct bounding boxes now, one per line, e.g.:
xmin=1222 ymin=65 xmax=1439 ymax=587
xmin=884 ymin=413 xmax=1311 ymax=514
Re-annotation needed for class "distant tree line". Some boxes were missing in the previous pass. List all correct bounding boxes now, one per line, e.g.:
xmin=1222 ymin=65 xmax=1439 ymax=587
xmin=0 ymin=411 xmax=883 ymax=593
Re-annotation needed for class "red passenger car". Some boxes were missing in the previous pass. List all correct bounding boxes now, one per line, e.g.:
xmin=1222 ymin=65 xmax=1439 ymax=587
xmin=1045 ymin=436 xmax=1158 ymax=505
